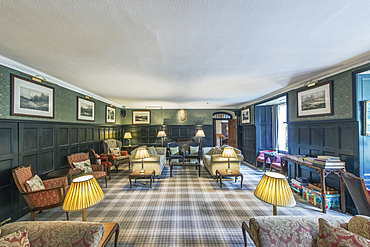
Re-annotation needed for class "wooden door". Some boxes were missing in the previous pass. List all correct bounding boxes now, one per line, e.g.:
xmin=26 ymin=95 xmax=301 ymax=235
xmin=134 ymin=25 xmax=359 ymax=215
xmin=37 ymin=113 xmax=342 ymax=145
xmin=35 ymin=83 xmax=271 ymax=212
xmin=228 ymin=119 xmax=238 ymax=148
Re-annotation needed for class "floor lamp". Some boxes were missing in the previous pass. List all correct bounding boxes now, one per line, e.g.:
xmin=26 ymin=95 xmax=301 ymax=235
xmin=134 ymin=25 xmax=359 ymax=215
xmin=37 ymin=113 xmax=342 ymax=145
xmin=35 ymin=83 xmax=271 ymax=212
xmin=157 ymin=130 xmax=167 ymax=147
xmin=62 ymin=175 xmax=104 ymax=221
xmin=195 ymin=129 xmax=205 ymax=145
xmin=254 ymin=172 xmax=296 ymax=215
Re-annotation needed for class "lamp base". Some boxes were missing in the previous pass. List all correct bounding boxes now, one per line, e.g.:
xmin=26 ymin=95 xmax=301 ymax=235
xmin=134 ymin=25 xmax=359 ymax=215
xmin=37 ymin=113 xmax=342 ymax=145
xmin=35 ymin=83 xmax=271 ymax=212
xmin=140 ymin=169 xmax=145 ymax=173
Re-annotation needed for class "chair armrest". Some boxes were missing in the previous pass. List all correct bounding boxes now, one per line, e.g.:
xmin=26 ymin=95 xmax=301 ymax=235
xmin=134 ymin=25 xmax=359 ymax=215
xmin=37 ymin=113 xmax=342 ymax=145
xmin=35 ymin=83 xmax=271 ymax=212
xmin=108 ymin=154 xmax=117 ymax=160
xmin=22 ymin=184 xmax=65 ymax=196
xmin=154 ymin=147 xmax=166 ymax=155
xmin=92 ymin=164 xmax=106 ymax=171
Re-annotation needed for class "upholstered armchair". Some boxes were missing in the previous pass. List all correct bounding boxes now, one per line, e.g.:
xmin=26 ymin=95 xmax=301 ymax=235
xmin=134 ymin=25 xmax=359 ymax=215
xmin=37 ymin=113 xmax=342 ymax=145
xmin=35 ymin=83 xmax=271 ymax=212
xmin=269 ymin=154 xmax=286 ymax=174
xmin=184 ymin=142 xmax=201 ymax=164
xmin=67 ymin=153 xmax=108 ymax=188
xmin=167 ymin=142 xmax=185 ymax=164
xmin=103 ymin=139 xmax=130 ymax=171
xmin=255 ymin=150 xmax=275 ymax=168
xmin=12 ymin=165 xmax=69 ymax=221
xmin=91 ymin=149 xmax=112 ymax=180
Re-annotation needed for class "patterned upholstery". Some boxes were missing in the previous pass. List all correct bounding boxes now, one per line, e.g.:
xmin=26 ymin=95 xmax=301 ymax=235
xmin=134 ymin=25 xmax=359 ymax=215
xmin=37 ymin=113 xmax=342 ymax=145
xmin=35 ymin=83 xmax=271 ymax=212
xmin=243 ymin=215 xmax=350 ymax=247
xmin=91 ymin=149 xmax=112 ymax=179
xmin=270 ymin=154 xmax=286 ymax=173
xmin=0 ymin=221 xmax=104 ymax=247
xmin=167 ymin=142 xmax=185 ymax=164
xmin=103 ymin=139 xmax=129 ymax=171
xmin=12 ymin=165 xmax=69 ymax=221
xmin=67 ymin=153 xmax=108 ymax=188
xmin=255 ymin=150 xmax=275 ymax=168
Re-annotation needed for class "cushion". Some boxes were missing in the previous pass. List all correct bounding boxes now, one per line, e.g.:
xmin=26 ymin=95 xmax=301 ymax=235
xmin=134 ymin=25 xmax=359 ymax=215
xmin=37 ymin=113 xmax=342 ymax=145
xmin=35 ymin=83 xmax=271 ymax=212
xmin=147 ymin=146 xmax=157 ymax=155
xmin=190 ymin=146 xmax=199 ymax=155
xmin=121 ymin=151 xmax=128 ymax=156
xmin=95 ymin=154 xmax=101 ymax=165
xmin=170 ymin=147 xmax=179 ymax=155
xmin=234 ymin=148 xmax=241 ymax=154
xmin=73 ymin=159 xmax=93 ymax=173
xmin=206 ymin=148 xmax=214 ymax=155
xmin=317 ymin=218 xmax=370 ymax=246
xmin=348 ymin=215 xmax=370 ymax=240
xmin=213 ymin=147 xmax=223 ymax=154
xmin=0 ymin=226 xmax=30 ymax=247
xmin=110 ymin=147 xmax=121 ymax=156
xmin=25 ymin=175 xmax=45 ymax=192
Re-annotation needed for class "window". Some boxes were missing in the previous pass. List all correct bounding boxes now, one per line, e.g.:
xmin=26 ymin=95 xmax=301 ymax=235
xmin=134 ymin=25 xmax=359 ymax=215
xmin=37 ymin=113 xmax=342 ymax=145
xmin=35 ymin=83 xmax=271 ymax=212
xmin=277 ymin=103 xmax=288 ymax=151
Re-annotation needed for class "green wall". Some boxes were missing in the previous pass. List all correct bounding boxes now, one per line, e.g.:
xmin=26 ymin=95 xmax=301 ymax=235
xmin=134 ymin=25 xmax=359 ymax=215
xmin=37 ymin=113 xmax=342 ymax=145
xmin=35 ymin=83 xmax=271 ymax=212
xmin=0 ymin=64 xmax=122 ymax=125
xmin=122 ymin=109 xmax=233 ymax=125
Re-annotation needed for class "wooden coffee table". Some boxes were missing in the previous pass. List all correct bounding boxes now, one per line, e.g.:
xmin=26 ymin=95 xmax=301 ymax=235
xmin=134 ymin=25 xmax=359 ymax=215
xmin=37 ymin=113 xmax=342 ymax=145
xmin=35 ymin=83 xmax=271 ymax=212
xmin=129 ymin=170 xmax=155 ymax=188
xmin=216 ymin=169 xmax=243 ymax=188
xmin=170 ymin=161 xmax=201 ymax=177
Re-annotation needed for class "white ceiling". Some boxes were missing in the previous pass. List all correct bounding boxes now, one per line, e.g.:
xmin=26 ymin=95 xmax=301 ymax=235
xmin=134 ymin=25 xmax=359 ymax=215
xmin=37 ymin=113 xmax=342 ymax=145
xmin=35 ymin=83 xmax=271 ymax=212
xmin=1 ymin=1 xmax=370 ymax=109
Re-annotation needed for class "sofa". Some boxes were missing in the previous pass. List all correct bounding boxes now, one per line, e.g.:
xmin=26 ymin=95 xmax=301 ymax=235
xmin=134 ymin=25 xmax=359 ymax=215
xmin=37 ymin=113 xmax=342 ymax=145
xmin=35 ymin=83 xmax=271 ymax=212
xmin=0 ymin=221 xmax=119 ymax=247
xmin=202 ymin=146 xmax=244 ymax=176
xmin=130 ymin=146 xmax=166 ymax=177
xmin=242 ymin=215 xmax=370 ymax=247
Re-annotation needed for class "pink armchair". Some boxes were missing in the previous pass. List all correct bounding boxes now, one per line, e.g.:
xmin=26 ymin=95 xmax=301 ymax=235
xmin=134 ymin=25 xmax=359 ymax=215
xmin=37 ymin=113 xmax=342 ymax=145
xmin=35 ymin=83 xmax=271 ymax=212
xmin=255 ymin=150 xmax=275 ymax=168
xmin=12 ymin=165 xmax=69 ymax=221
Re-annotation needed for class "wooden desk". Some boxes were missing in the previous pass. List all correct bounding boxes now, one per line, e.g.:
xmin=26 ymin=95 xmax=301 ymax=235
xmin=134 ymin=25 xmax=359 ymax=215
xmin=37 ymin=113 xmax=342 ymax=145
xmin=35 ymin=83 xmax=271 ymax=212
xmin=281 ymin=155 xmax=346 ymax=214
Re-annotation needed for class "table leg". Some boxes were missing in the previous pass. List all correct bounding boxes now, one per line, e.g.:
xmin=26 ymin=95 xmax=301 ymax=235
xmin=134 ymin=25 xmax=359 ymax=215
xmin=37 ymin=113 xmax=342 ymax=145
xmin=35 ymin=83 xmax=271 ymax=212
xmin=114 ymin=225 xmax=119 ymax=247
xmin=220 ymin=175 xmax=222 ymax=188
xmin=263 ymin=159 xmax=266 ymax=172
xmin=235 ymin=176 xmax=237 ymax=182
xmin=170 ymin=165 xmax=173 ymax=177
xmin=241 ymin=174 xmax=243 ymax=188
xmin=129 ymin=176 xmax=132 ymax=188
xmin=198 ymin=165 xmax=201 ymax=177
xmin=150 ymin=176 xmax=152 ymax=188
xmin=216 ymin=171 xmax=219 ymax=182
xmin=340 ymin=171 xmax=346 ymax=213
xmin=320 ymin=169 xmax=327 ymax=213
xmin=153 ymin=171 xmax=155 ymax=183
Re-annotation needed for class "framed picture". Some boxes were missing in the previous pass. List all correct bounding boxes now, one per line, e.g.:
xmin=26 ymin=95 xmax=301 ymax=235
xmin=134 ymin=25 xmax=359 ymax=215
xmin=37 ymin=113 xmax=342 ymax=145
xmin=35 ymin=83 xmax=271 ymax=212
xmin=297 ymin=81 xmax=333 ymax=117
xmin=11 ymin=74 xmax=55 ymax=118
xmin=363 ymin=100 xmax=370 ymax=136
xmin=77 ymin=96 xmax=95 ymax=121
xmin=106 ymin=105 xmax=116 ymax=124
xmin=241 ymin=107 xmax=251 ymax=124
xmin=132 ymin=110 xmax=151 ymax=125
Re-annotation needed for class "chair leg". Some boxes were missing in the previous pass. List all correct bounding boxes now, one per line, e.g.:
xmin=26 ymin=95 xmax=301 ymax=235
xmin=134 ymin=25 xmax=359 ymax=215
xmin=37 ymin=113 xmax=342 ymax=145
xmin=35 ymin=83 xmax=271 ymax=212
xmin=255 ymin=159 xmax=258 ymax=168
xmin=30 ymin=211 xmax=35 ymax=221
xmin=66 ymin=212 xmax=69 ymax=220
xmin=105 ymin=176 xmax=108 ymax=188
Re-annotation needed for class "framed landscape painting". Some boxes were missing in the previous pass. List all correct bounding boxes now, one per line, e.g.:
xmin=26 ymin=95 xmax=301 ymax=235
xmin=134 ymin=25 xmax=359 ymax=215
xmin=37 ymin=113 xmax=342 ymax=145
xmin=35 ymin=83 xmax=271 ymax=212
xmin=11 ymin=74 xmax=54 ymax=118
xmin=297 ymin=81 xmax=333 ymax=117
xmin=241 ymin=107 xmax=251 ymax=124
xmin=106 ymin=105 xmax=116 ymax=123
xmin=132 ymin=110 xmax=151 ymax=125
xmin=77 ymin=96 xmax=95 ymax=121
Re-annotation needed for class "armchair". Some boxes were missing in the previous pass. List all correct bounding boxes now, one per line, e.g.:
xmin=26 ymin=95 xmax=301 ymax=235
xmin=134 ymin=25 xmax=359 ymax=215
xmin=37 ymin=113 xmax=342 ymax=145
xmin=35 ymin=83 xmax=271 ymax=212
xmin=341 ymin=170 xmax=370 ymax=216
xmin=91 ymin=149 xmax=112 ymax=180
xmin=184 ymin=142 xmax=201 ymax=164
xmin=12 ymin=165 xmax=69 ymax=221
xmin=269 ymin=154 xmax=286 ymax=174
xmin=103 ymin=139 xmax=130 ymax=171
xmin=67 ymin=153 xmax=108 ymax=188
xmin=167 ymin=142 xmax=185 ymax=164
xmin=256 ymin=150 xmax=275 ymax=168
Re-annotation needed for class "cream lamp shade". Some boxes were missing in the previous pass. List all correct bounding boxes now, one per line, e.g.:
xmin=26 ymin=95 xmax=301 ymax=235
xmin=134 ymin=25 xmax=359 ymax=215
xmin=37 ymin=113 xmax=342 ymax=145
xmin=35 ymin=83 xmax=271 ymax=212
xmin=222 ymin=147 xmax=236 ymax=173
xmin=195 ymin=129 xmax=205 ymax=137
xmin=62 ymin=175 xmax=104 ymax=221
xmin=157 ymin=130 xmax=167 ymax=137
xmin=254 ymin=172 xmax=296 ymax=215
xmin=124 ymin=132 xmax=132 ymax=146
xmin=135 ymin=147 xmax=150 ymax=173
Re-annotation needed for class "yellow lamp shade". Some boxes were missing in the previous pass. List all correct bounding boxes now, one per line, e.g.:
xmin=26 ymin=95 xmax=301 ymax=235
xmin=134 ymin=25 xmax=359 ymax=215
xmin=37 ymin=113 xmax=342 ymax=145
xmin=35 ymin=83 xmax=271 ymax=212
xmin=222 ymin=147 xmax=237 ymax=158
xmin=195 ymin=129 xmax=205 ymax=137
xmin=157 ymin=131 xmax=167 ymax=137
xmin=62 ymin=175 xmax=104 ymax=212
xmin=254 ymin=172 xmax=296 ymax=207
xmin=135 ymin=147 xmax=150 ymax=159
xmin=124 ymin=132 xmax=132 ymax=139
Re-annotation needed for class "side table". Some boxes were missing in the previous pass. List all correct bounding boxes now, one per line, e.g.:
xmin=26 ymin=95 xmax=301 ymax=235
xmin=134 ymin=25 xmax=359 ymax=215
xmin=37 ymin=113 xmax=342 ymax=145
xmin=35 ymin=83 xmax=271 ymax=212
xmin=122 ymin=145 xmax=138 ymax=155
xmin=216 ymin=169 xmax=243 ymax=188
xmin=129 ymin=170 xmax=155 ymax=188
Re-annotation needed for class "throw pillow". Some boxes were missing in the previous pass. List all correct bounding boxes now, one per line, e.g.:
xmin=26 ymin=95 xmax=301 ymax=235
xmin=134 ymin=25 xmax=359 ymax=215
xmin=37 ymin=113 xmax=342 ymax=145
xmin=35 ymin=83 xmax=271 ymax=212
xmin=170 ymin=147 xmax=179 ymax=155
xmin=73 ymin=159 xmax=93 ymax=173
xmin=95 ymin=154 xmax=101 ymax=165
xmin=0 ymin=226 xmax=30 ymax=247
xmin=25 ymin=175 xmax=45 ymax=192
xmin=234 ymin=148 xmax=241 ymax=154
xmin=317 ymin=218 xmax=370 ymax=247
xmin=147 ymin=146 xmax=157 ymax=155
xmin=206 ymin=148 xmax=214 ymax=155
xmin=213 ymin=146 xmax=223 ymax=154
xmin=109 ymin=148 xmax=121 ymax=156
xmin=348 ymin=215 xmax=370 ymax=240
xmin=190 ymin=146 xmax=199 ymax=154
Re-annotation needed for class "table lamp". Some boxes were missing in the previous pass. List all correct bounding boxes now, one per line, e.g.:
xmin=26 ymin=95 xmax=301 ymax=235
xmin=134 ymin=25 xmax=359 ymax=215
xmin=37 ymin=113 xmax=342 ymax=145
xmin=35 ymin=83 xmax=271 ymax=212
xmin=135 ymin=147 xmax=150 ymax=173
xmin=254 ymin=172 xmax=296 ymax=215
xmin=124 ymin=132 xmax=132 ymax=146
xmin=222 ymin=147 xmax=237 ymax=173
xmin=195 ymin=129 xmax=205 ymax=144
xmin=157 ymin=130 xmax=167 ymax=147
xmin=62 ymin=175 xmax=104 ymax=221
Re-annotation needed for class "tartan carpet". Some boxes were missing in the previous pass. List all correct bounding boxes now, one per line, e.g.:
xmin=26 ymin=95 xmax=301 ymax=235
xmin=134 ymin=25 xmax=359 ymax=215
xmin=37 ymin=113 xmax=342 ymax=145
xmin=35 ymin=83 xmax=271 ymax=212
xmin=18 ymin=162 xmax=349 ymax=246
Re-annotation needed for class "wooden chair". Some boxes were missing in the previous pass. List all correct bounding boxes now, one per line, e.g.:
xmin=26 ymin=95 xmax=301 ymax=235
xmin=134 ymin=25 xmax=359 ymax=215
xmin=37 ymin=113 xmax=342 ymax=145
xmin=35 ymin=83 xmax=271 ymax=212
xmin=91 ymin=149 xmax=112 ymax=180
xmin=184 ymin=142 xmax=201 ymax=164
xmin=269 ymin=154 xmax=286 ymax=174
xmin=67 ymin=153 xmax=108 ymax=188
xmin=341 ymin=170 xmax=370 ymax=216
xmin=103 ymin=139 xmax=130 ymax=171
xmin=256 ymin=150 xmax=275 ymax=168
xmin=12 ymin=165 xmax=69 ymax=221
xmin=167 ymin=142 xmax=185 ymax=164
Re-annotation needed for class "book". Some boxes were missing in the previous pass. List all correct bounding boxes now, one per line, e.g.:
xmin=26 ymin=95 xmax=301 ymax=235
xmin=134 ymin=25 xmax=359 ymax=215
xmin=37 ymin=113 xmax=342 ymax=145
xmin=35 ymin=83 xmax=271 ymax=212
xmin=316 ymin=156 xmax=341 ymax=161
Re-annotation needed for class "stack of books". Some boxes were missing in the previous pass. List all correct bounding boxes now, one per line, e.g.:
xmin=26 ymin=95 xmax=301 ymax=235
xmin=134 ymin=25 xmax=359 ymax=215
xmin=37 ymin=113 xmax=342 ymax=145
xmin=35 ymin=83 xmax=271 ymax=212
xmin=313 ymin=156 xmax=345 ymax=169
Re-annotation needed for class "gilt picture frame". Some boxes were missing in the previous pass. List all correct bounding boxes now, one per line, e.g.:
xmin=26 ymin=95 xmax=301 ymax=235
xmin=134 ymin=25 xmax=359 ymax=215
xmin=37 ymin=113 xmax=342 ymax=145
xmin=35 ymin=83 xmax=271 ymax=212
xmin=11 ymin=74 xmax=55 ymax=118
xmin=132 ymin=110 xmax=151 ymax=125
xmin=106 ymin=105 xmax=116 ymax=124
xmin=241 ymin=107 xmax=251 ymax=124
xmin=297 ymin=81 xmax=333 ymax=117
xmin=77 ymin=96 xmax=95 ymax=122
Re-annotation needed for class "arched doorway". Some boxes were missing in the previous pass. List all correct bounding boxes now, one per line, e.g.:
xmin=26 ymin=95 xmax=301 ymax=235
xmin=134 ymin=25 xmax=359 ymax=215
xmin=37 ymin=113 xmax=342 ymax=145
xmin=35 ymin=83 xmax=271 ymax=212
xmin=212 ymin=112 xmax=237 ymax=147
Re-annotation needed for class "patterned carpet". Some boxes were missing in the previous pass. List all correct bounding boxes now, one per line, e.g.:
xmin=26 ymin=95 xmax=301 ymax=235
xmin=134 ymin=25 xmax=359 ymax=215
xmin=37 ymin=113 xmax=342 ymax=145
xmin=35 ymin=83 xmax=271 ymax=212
xmin=18 ymin=161 xmax=350 ymax=246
